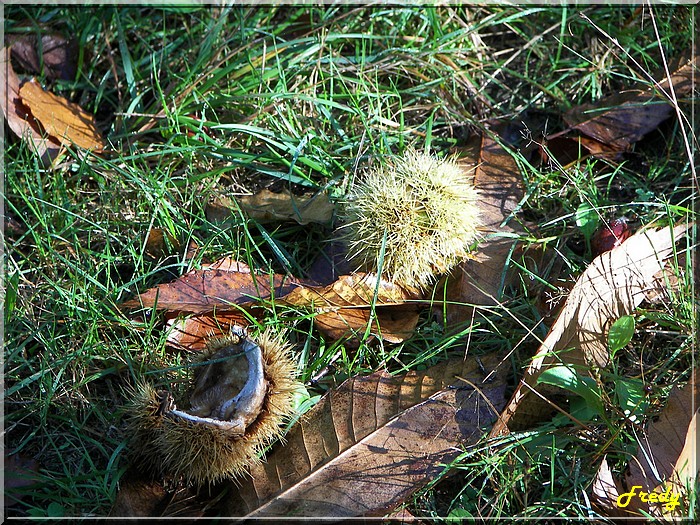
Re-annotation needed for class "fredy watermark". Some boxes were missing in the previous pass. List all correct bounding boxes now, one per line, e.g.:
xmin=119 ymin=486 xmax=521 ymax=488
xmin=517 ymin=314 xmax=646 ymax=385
xmin=616 ymin=485 xmax=682 ymax=512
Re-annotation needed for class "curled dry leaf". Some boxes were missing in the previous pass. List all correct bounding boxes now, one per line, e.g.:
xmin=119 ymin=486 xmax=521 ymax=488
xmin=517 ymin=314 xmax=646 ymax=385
xmin=281 ymin=272 xmax=423 ymax=343
xmin=591 ymin=456 xmax=626 ymax=516
xmin=0 ymin=46 xmax=61 ymax=164
xmin=19 ymin=78 xmax=106 ymax=151
xmin=224 ymin=353 xmax=508 ymax=517
xmin=207 ymin=188 xmax=334 ymax=226
xmin=121 ymin=257 xmax=310 ymax=314
xmin=490 ymin=223 xmax=691 ymax=436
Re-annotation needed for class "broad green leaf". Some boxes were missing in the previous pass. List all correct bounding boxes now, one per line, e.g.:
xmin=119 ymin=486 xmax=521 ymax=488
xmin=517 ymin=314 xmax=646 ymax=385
xmin=608 ymin=315 xmax=635 ymax=355
xmin=537 ymin=365 xmax=603 ymax=415
xmin=615 ymin=378 xmax=649 ymax=422
xmin=575 ymin=201 xmax=599 ymax=241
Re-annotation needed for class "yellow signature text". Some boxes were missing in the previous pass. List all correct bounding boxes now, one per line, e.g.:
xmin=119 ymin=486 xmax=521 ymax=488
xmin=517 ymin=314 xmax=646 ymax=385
xmin=616 ymin=485 xmax=681 ymax=512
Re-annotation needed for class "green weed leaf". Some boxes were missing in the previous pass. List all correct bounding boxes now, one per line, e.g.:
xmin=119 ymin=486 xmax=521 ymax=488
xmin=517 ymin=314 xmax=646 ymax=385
xmin=608 ymin=315 xmax=635 ymax=355
xmin=575 ymin=201 xmax=599 ymax=241
xmin=537 ymin=365 xmax=603 ymax=416
xmin=615 ymin=378 xmax=649 ymax=422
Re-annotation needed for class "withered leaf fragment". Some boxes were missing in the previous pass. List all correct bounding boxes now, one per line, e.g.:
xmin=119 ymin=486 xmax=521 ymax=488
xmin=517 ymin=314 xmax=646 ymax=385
xmin=19 ymin=78 xmax=106 ymax=151
xmin=439 ymin=133 xmax=526 ymax=323
xmin=122 ymin=258 xmax=310 ymax=314
xmin=224 ymin=353 xmax=508 ymax=517
xmin=548 ymin=51 xmax=699 ymax=158
xmin=9 ymin=32 xmax=78 ymax=81
xmin=281 ymin=272 xmax=422 ymax=343
xmin=207 ymin=189 xmax=334 ymax=226
xmin=0 ymin=46 xmax=60 ymax=164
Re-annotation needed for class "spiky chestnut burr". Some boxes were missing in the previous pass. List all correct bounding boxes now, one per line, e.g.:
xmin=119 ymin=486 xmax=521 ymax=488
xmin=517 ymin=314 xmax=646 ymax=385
xmin=341 ymin=149 xmax=481 ymax=289
xmin=125 ymin=327 xmax=301 ymax=485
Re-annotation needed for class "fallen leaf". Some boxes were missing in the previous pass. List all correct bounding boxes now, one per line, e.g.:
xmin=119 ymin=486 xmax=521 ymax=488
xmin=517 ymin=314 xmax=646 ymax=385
xmin=539 ymin=135 xmax=619 ymax=167
xmin=387 ymin=507 xmax=427 ymax=523
xmin=438 ymin=133 xmax=526 ymax=323
xmin=110 ymin=469 xmax=214 ymax=517
xmin=465 ymin=133 xmax=525 ymax=234
xmin=184 ymin=238 xmax=201 ymax=264
xmin=207 ymin=188 xmax=334 ymax=226
xmin=0 ymin=46 xmax=61 ymax=164
xmin=624 ymin=369 xmax=699 ymax=511
xmin=8 ymin=32 xmax=77 ymax=81
xmin=283 ymin=272 xmax=420 ymax=307
xmin=4 ymin=452 xmax=41 ymax=506
xmin=166 ymin=312 xmax=249 ymax=352
xmin=19 ymin=78 xmax=106 ymax=151
xmin=223 ymin=353 xmax=508 ymax=517
xmin=591 ymin=372 xmax=698 ymax=519
xmin=563 ymin=91 xmax=673 ymax=151
xmin=314 ymin=304 xmax=420 ymax=344
xmin=121 ymin=257 xmax=311 ymax=314
xmin=590 ymin=456 xmax=628 ymax=517
xmin=306 ymin=240 xmax=353 ymax=286
xmin=490 ymin=223 xmax=691 ymax=436
xmin=548 ymin=51 xmax=699 ymax=157
xmin=281 ymin=272 xmax=423 ymax=343
xmin=144 ymin=228 xmax=180 ymax=260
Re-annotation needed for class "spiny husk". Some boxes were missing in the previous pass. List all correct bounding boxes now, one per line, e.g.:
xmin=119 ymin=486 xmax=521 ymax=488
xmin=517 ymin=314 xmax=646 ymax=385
xmin=125 ymin=328 xmax=301 ymax=485
xmin=342 ymin=149 xmax=481 ymax=289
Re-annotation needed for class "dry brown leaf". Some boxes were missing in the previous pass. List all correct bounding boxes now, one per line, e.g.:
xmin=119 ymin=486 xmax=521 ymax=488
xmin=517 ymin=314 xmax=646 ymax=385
xmin=207 ymin=188 xmax=334 ymax=226
xmin=283 ymin=272 xmax=420 ymax=307
xmin=438 ymin=133 xmax=526 ymax=323
xmin=591 ymin=372 xmax=698 ymax=519
xmin=549 ymin=51 xmax=699 ymax=157
xmin=19 ymin=78 xmax=106 ymax=151
xmin=166 ymin=312 xmax=250 ymax=352
xmin=0 ymin=46 xmax=61 ymax=164
xmin=8 ymin=32 xmax=77 ymax=81
xmin=540 ymin=135 xmax=620 ymax=166
xmin=110 ymin=470 xmax=214 ymax=517
xmin=281 ymin=272 xmax=423 ymax=343
xmin=490 ymin=223 xmax=691 ymax=436
xmin=591 ymin=456 xmax=623 ymax=513
xmin=144 ymin=228 xmax=180 ymax=260
xmin=4 ymin=452 xmax=41 ymax=506
xmin=563 ymin=91 xmax=673 ymax=152
xmin=623 ymin=370 xmax=699 ymax=515
xmin=223 ymin=353 xmax=508 ymax=517
xmin=315 ymin=305 xmax=420 ymax=344
xmin=121 ymin=257 xmax=310 ymax=314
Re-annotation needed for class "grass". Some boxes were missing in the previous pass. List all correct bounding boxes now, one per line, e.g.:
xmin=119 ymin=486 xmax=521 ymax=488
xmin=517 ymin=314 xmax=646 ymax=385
xmin=3 ymin=4 xmax=697 ymax=520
